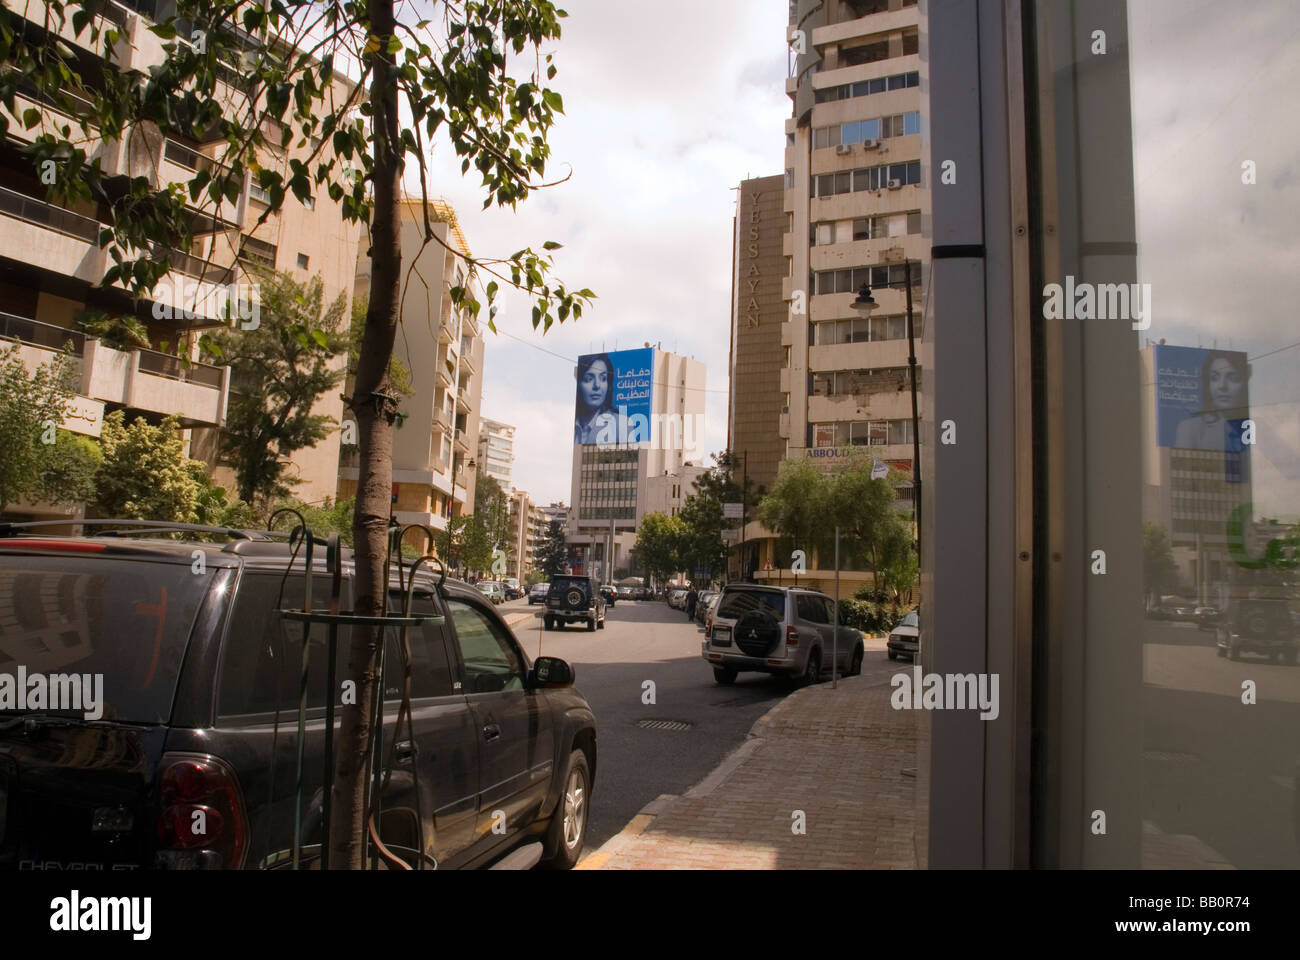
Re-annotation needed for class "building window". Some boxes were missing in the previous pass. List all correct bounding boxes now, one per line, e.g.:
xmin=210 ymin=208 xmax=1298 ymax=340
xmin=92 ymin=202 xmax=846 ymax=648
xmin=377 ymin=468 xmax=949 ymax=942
xmin=840 ymin=40 xmax=890 ymax=67
xmin=238 ymin=234 xmax=277 ymax=268
xmin=816 ymin=71 xmax=919 ymax=103
xmin=814 ymin=262 xmax=920 ymax=296
xmin=813 ymin=161 xmax=921 ymax=198
xmin=296 ymin=253 xmax=309 ymax=270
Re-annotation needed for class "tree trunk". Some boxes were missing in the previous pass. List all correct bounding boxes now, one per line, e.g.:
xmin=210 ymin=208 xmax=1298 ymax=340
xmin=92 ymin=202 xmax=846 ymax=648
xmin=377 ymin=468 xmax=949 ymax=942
xmin=329 ymin=0 xmax=402 ymax=870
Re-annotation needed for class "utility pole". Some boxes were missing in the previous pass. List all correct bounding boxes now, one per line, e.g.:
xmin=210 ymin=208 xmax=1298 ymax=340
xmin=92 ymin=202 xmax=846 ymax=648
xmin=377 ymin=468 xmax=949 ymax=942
xmin=740 ymin=450 xmax=748 ymax=582
xmin=905 ymin=260 xmax=921 ymax=568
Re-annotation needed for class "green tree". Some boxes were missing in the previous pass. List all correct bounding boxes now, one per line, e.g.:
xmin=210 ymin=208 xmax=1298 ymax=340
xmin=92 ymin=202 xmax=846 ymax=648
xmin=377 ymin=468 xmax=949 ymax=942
xmin=473 ymin=469 xmax=512 ymax=554
xmin=1143 ymin=522 xmax=1181 ymax=604
xmin=347 ymin=294 xmax=412 ymax=401
xmin=201 ymin=268 xmax=348 ymax=508
xmin=39 ymin=430 xmax=103 ymax=507
xmin=11 ymin=0 xmax=593 ymax=868
xmin=94 ymin=412 xmax=202 ymax=522
xmin=758 ymin=459 xmax=830 ymax=569
xmin=0 ymin=343 xmax=78 ymax=512
xmin=635 ymin=511 xmax=687 ymax=586
xmin=823 ymin=464 xmax=905 ymax=573
xmin=678 ymin=493 xmax=726 ymax=583
xmin=536 ymin=519 xmax=568 ymax=578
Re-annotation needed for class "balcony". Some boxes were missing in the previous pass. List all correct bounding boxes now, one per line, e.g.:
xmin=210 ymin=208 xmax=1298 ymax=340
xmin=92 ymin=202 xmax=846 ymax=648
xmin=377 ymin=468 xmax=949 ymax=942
xmin=2 ymin=322 xmax=229 ymax=427
xmin=437 ymin=363 xmax=455 ymax=390
xmin=438 ymin=320 xmax=455 ymax=345
xmin=454 ymin=428 xmax=470 ymax=453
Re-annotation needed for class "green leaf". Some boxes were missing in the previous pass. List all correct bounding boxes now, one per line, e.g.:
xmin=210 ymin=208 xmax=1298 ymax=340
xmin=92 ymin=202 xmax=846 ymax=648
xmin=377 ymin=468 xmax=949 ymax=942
xmin=542 ymin=240 xmax=562 ymax=251
xmin=21 ymin=108 xmax=40 ymax=129
xmin=311 ymin=329 xmax=329 ymax=348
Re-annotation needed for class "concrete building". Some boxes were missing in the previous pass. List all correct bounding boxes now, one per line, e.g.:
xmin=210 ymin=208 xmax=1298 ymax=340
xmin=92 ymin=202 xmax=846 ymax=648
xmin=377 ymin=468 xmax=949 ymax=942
xmin=477 ymin=418 xmax=515 ymax=490
xmin=340 ymin=199 xmax=484 ymax=531
xmin=728 ymin=174 xmax=788 ymax=498
xmin=643 ymin=463 xmax=708 ymax=519
xmin=566 ymin=347 xmax=706 ymax=581
xmin=784 ymin=0 xmax=922 ymax=481
xmin=505 ymin=489 xmax=545 ymax=580
xmin=0 ymin=0 xmax=362 ymax=518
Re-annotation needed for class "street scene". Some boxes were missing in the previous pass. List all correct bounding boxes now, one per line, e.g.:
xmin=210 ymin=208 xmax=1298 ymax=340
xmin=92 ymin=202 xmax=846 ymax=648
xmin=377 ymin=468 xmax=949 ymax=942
xmin=0 ymin=1 xmax=1297 ymax=939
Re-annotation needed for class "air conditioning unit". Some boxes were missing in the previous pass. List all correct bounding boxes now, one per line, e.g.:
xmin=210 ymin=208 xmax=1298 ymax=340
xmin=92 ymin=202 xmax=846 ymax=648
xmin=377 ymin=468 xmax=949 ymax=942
xmin=861 ymin=138 xmax=881 ymax=150
xmin=887 ymin=178 xmax=903 ymax=190
xmin=835 ymin=144 xmax=853 ymax=156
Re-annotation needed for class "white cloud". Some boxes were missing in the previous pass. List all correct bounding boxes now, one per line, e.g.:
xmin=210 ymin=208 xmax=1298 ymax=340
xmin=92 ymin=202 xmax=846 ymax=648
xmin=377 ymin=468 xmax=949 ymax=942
xmin=399 ymin=0 xmax=789 ymax=502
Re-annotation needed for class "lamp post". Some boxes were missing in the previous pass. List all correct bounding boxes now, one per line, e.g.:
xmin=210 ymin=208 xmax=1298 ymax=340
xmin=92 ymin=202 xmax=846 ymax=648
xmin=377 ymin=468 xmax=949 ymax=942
xmin=852 ymin=265 xmax=921 ymax=569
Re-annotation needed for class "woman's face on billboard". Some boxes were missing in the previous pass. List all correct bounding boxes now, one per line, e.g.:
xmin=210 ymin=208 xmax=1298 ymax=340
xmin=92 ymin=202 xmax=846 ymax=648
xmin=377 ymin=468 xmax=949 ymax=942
xmin=580 ymin=360 xmax=609 ymax=410
xmin=1208 ymin=358 xmax=1244 ymax=410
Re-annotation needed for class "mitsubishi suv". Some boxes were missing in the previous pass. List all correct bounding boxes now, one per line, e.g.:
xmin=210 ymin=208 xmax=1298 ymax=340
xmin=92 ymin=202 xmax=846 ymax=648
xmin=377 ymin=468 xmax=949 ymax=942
xmin=0 ymin=522 xmax=597 ymax=871
xmin=703 ymin=584 xmax=864 ymax=686
xmin=544 ymin=575 xmax=606 ymax=632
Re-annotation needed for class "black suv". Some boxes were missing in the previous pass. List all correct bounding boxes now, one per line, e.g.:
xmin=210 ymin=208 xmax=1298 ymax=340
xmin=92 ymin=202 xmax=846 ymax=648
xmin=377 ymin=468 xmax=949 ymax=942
xmin=544 ymin=576 xmax=606 ymax=632
xmin=1216 ymin=598 xmax=1298 ymax=663
xmin=0 ymin=526 xmax=597 ymax=870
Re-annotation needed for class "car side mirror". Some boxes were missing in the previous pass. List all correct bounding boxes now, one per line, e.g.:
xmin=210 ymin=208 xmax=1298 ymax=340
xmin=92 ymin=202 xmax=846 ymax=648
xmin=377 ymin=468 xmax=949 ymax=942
xmin=530 ymin=656 xmax=574 ymax=688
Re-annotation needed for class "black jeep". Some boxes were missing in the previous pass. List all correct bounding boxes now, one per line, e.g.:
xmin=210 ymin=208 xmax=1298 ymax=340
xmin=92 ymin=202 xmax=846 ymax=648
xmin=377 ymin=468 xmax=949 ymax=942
xmin=544 ymin=576 xmax=606 ymax=632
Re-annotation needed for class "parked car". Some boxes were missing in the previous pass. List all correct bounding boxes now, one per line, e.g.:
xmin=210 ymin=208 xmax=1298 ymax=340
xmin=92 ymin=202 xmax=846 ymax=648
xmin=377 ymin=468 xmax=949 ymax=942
xmin=502 ymin=578 xmax=523 ymax=601
xmin=477 ymin=580 xmax=505 ymax=605
xmin=1194 ymin=605 xmax=1221 ymax=632
xmin=0 ymin=523 xmax=597 ymax=870
xmin=545 ymin=575 xmax=607 ymax=632
xmin=599 ymin=584 xmax=617 ymax=608
xmin=887 ymin=609 xmax=920 ymax=662
xmin=528 ymin=582 xmax=550 ymax=605
xmin=1216 ymin=598 xmax=1298 ymax=663
xmin=694 ymin=590 xmax=717 ymax=625
xmin=617 ymin=585 xmax=635 ymax=601
xmin=703 ymin=584 xmax=864 ymax=686
xmin=667 ymin=587 xmax=688 ymax=609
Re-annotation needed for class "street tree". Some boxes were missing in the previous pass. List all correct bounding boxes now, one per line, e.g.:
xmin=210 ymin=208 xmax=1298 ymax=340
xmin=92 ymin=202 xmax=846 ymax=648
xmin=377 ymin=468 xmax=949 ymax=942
xmin=95 ymin=411 xmax=203 ymax=522
xmin=201 ymin=268 xmax=349 ymax=509
xmin=0 ymin=343 xmax=78 ymax=513
xmin=634 ymin=511 xmax=687 ymax=587
xmin=536 ymin=518 xmax=568 ymax=578
xmin=677 ymin=493 xmax=726 ymax=583
xmin=1143 ymin=522 xmax=1180 ymax=604
xmin=7 ymin=0 xmax=594 ymax=866
xmin=823 ymin=464 xmax=900 ymax=570
xmin=473 ymin=468 xmax=512 ymax=555
xmin=758 ymin=458 xmax=829 ymax=567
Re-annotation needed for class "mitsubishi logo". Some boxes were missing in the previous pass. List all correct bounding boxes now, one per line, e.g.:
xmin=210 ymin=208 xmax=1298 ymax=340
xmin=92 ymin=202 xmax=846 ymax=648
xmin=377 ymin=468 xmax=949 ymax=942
xmin=747 ymin=629 xmax=757 ymax=640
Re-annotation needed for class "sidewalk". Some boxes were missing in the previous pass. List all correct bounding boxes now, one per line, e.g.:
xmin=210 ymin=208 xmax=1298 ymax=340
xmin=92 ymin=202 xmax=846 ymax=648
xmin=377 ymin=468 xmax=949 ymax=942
xmin=578 ymin=642 xmax=919 ymax=869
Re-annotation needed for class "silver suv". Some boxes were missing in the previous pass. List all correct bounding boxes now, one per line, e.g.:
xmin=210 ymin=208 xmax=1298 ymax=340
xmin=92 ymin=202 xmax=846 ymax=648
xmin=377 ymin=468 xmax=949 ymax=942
xmin=703 ymin=584 xmax=865 ymax=685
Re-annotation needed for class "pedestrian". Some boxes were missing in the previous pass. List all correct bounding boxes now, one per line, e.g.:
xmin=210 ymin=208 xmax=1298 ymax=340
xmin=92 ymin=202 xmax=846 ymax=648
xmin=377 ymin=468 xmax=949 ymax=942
xmin=685 ymin=586 xmax=698 ymax=620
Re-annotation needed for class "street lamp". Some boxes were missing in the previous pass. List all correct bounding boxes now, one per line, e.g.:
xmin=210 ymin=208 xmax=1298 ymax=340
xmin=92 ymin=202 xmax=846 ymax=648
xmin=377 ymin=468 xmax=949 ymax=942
xmin=851 ymin=268 xmax=921 ymax=570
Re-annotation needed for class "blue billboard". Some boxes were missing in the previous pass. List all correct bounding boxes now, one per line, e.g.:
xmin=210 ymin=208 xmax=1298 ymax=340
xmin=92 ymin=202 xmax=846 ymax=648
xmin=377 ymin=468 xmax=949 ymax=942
xmin=1154 ymin=345 xmax=1250 ymax=451
xmin=574 ymin=348 xmax=653 ymax=446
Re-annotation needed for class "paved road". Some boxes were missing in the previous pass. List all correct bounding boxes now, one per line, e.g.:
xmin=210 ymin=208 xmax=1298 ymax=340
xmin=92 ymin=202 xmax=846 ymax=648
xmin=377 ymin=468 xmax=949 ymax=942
xmin=496 ymin=596 xmax=791 ymax=850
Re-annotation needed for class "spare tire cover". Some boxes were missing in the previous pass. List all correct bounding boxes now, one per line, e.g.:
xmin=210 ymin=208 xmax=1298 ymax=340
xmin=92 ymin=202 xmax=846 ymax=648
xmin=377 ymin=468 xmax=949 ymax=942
xmin=735 ymin=610 xmax=781 ymax=657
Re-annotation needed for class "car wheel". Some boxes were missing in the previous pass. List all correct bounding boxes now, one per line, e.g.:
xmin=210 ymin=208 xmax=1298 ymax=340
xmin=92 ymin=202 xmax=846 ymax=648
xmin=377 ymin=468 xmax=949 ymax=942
xmin=1287 ymin=649 xmax=1299 ymax=666
xmin=1228 ymin=641 xmax=1241 ymax=661
xmin=597 ymin=616 xmax=605 ymax=630
xmin=713 ymin=666 xmax=738 ymax=685
xmin=587 ymin=616 xmax=596 ymax=632
xmin=1216 ymin=643 xmax=1226 ymax=658
xmin=802 ymin=649 xmax=821 ymax=687
xmin=539 ymin=748 xmax=591 ymax=870
xmin=848 ymin=646 xmax=863 ymax=676
xmin=887 ymin=650 xmax=898 ymax=661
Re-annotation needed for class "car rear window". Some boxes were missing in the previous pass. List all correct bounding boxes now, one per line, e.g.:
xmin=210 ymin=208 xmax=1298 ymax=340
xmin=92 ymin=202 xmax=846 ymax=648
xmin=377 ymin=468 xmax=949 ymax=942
xmin=549 ymin=578 xmax=588 ymax=592
xmin=0 ymin=555 xmax=215 ymax=723
xmin=716 ymin=588 xmax=786 ymax=622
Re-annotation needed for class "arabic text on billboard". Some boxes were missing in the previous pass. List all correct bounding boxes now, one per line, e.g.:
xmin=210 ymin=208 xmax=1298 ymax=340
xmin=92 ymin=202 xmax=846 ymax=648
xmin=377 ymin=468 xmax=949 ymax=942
xmin=574 ymin=348 xmax=654 ymax=446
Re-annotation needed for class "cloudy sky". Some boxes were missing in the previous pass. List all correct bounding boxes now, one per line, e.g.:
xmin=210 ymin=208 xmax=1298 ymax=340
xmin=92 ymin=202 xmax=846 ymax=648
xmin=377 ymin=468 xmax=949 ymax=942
xmin=407 ymin=0 xmax=790 ymax=504
xmin=1129 ymin=0 xmax=1300 ymax=518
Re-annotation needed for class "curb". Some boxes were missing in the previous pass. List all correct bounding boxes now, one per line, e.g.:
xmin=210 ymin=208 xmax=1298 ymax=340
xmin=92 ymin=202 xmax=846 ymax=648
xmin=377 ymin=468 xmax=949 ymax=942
xmin=578 ymin=671 xmax=887 ymax=869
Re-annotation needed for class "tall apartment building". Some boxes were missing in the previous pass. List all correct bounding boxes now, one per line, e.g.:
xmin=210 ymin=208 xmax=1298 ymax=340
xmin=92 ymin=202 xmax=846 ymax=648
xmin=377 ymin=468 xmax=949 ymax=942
xmin=0 ymin=0 xmax=362 ymax=518
xmin=784 ymin=0 xmax=923 ymax=489
xmin=566 ymin=347 xmax=706 ymax=581
xmin=341 ymin=199 xmax=484 ymax=531
xmin=728 ymin=174 xmax=788 ymax=498
xmin=644 ymin=464 xmax=708 ymax=519
xmin=477 ymin=418 xmax=515 ymax=490
xmin=505 ymin=489 xmax=545 ymax=580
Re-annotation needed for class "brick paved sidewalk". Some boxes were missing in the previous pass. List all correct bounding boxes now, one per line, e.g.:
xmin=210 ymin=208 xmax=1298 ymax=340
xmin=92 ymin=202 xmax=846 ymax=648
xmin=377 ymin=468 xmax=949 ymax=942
xmin=579 ymin=649 xmax=918 ymax=869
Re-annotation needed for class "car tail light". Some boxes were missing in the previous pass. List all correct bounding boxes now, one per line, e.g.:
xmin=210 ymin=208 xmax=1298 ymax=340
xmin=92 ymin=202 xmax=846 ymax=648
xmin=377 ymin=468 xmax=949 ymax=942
xmin=785 ymin=625 xmax=799 ymax=646
xmin=155 ymin=753 xmax=248 ymax=869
